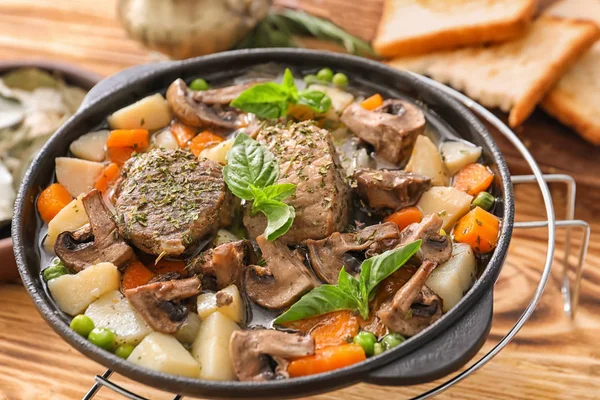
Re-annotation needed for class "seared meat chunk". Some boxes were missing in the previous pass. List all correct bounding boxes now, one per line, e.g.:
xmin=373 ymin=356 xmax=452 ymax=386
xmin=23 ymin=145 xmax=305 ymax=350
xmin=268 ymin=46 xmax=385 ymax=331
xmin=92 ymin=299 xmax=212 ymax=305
xmin=378 ymin=261 xmax=443 ymax=337
xmin=230 ymin=329 xmax=314 ymax=381
xmin=124 ymin=276 xmax=201 ymax=333
xmin=341 ymin=99 xmax=425 ymax=165
xmin=354 ymin=169 xmax=431 ymax=212
xmin=244 ymin=122 xmax=350 ymax=244
xmin=246 ymin=235 xmax=318 ymax=309
xmin=307 ymin=223 xmax=401 ymax=284
xmin=398 ymin=214 xmax=451 ymax=264
xmin=55 ymin=189 xmax=134 ymax=272
xmin=114 ymin=149 xmax=233 ymax=256
xmin=188 ymin=240 xmax=255 ymax=289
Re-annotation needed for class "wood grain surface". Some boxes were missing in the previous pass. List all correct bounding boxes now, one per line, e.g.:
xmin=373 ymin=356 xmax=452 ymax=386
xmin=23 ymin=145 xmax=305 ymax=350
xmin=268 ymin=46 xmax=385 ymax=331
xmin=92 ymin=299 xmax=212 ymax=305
xmin=0 ymin=1 xmax=599 ymax=399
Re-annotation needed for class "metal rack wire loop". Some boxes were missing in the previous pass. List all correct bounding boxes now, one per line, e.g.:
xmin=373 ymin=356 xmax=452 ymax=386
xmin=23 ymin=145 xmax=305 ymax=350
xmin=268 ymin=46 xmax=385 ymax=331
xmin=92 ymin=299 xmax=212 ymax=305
xmin=81 ymin=76 xmax=590 ymax=400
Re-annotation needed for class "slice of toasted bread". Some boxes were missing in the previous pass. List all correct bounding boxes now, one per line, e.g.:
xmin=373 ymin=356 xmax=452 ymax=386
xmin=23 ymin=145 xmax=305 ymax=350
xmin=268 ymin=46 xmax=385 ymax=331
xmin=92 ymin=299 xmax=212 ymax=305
xmin=389 ymin=16 xmax=600 ymax=127
xmin=373 ymin=0 xmax=537 ymax=58
xmin=542 ymin=0 xmax=600 ymax=145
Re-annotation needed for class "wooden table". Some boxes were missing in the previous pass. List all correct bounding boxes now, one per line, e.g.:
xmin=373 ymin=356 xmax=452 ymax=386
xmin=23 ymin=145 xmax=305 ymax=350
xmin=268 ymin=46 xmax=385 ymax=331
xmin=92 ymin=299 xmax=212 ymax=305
xmin=1 ymin=1 xmax=599 ymax=399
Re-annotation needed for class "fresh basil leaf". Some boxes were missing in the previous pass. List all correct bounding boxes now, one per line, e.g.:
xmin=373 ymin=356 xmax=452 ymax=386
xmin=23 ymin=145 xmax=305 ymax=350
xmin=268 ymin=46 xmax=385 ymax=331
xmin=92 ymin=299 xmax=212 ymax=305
xmin=230 ymin=82 xmax=290 ymax=119
xmin=273 ymin=284 xmax=359 ymax=324
xmin=298 ymin=90 xmax=332 ymax=114
xmin=337 ymin=267 xmax=360 ymax=299
xmin=281 ymin=68 xmax=297 ymax=98
xmin=223 ymin=133 xmax=279 ymax=200
xmin=359 ymin=240 xmax=422 ymax=306
xmin=249 ymin=186 xmax=296 ymax=241
xmin=262 ymin=183 xmax=296 ymax=202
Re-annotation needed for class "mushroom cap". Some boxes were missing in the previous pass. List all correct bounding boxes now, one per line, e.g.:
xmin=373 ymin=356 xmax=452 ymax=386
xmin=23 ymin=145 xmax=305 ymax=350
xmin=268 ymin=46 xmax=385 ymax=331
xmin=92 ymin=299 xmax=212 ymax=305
xmin=354 ymin=169 xmax=431 ymax=212
xmin=398 ymin=214 xmax=452 ymax=264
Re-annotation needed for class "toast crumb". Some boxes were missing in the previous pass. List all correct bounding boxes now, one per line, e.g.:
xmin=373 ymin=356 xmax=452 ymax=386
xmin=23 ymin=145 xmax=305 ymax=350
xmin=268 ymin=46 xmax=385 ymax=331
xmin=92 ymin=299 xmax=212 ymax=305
xmin=373 ymin=0 xmax=537 ymax=58
xmin=389 ymin=16 xmax=600 ymax=127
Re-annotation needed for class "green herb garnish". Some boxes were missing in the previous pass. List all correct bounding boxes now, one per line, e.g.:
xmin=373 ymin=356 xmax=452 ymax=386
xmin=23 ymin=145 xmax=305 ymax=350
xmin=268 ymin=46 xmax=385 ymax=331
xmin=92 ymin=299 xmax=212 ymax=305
xmin=230 ymin=69 xmax=331 ymax=119
xmin=223 ymin=133 xmax=296 ymax=241
xmin=274 ymin=240 xmax=422 ymax=324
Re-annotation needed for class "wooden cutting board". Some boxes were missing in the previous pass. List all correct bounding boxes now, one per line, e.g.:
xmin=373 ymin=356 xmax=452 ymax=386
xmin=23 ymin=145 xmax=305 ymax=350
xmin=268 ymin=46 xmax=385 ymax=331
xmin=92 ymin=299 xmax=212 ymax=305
xmin=0 ymin=1 xmax=598 ymax=399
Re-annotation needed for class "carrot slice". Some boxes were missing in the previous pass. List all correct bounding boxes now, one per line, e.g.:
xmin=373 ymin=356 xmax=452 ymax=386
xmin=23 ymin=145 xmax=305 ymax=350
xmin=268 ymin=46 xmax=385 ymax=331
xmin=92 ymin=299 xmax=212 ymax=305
xmin=189 ymin=131 xmax=224 ymax=157
xmin=94 ymin=163 xmax=120 ymax=193
xmin=106 ymin=129 xmax=149 ymax=150
xmin=383 ymin=206 xmax=423 ymax=231
xmin=122 ymin=261 xmax=155 ymax=290
xmin=151 ymin=259 xmax=187 ymax=275
xmin=107 ymin=146 xmax=135 ymax=166
xmin=284 ymin=311 xmax=359 ymax=350
xmin=360 ymin=94 xmax=383 ymax=111
xmin=288 ymin=344 xmax=366 ymax=377
xmin=454 ymin=206 xmax=500 ymax=253
xmin=37 ymin=183 xmax=73 ymax=223
xmin=453 ymin=163 xmax=494 ymax=196
xmin=171 ymin=122 xmax=196 ymax=147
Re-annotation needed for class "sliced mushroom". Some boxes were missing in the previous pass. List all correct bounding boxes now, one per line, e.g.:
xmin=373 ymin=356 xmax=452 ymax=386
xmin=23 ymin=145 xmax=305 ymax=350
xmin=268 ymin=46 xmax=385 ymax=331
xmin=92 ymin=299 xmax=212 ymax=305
xmin=246 ymin=235 xmax=318 ymax=309
xmin=191 ymin=81 xmax=261 ymax=105
xmin=187 ymin=240 xmax=255 ymax=290
xmin=398 ymin=214 xmax=452 ymax=264
xmin=354 ymin=169 xmax=431 ymax=212
xmin=230 ymin=329 xmax=314 ymax=381
xmin=166 ymin=79 xmax=241 ymax=129
xmin=124 ymin=276 xmax=201 ymax=334
xmin=340 ymin=99 xmax=425 ymax=165
xmin=55 ymin=189 xmax=134 ymax=272
xmin=307 ymin=223 xmax=401 ymax=284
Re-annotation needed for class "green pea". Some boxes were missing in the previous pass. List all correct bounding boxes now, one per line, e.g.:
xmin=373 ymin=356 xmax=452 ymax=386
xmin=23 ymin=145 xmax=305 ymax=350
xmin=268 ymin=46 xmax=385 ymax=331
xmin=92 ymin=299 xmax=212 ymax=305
xmin=381 ymin=333 xmax=405 ymax=350
xmin=316 ymin=68 xmax=334 ymax=82
xmin=303 ymin=74 xmax=319 ymax=86
xmin=472 ymin=191 xmax=495 ymax=211
xmin=70 ymin=315 xmax=95 ymax=337
xmin=353 ymin=331 xmax=377 ymax=356
xmin=332 ymin=73 xmax=348 ymax=87
xmin=373 ymin=342 xmax=384 ymax=356
xmin=43 ymin=258 xmax=69 ymax=282
xmin=88 ymin=327 xmax=116 ymax=351
xmin=189 ymin=78 xmax=209 ymax=91
xmin=114 ymin=343 xmax=135 ymax=359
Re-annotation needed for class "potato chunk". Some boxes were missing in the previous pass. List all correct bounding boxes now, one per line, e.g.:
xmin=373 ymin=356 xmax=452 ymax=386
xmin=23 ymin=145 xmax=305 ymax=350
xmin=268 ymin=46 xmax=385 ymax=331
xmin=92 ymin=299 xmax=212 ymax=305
xmin=406 ymin=135 xmax=449 ymax=186
xmin=196 ymin=285 xmax=244 ymax=324
xmin=440 ymin=141 xmax=482 ymax=176
xmin=55 ymin=157 xmax=105 ymax=197
xmin=199 ymin=138 xmax=233 ymax=165
xmin=426 ymin=243 xmax=477 ymax=312
xmin=108 ymin=94 xmax=172 ymax=130
xmin=48 ymin=262 xmax=120 ymax=316
xmin=128 ymin=332 xmax=199 ymax=378
xmin=417 ymin=186 xmax=473 ymax=230
xmin=191 ymin=311 xmax=239 ymax=381
xmin=85 ymin=290 xmax=152 ymax=345
xmin=69 ymin=130 xmax=109 ymax=162
xmin=45 ymin=194 xmax=89 ymax=250
xmin=309 ymin=84 xmax=355 ymax=113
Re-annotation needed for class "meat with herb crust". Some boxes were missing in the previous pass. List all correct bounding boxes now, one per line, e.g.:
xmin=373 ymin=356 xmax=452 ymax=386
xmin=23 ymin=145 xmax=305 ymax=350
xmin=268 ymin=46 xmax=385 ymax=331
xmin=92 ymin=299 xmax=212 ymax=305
xmin=114 ymin=148 xmax=233 ymax=256
xmin=243 ymin=122 xmax=350 ymax=244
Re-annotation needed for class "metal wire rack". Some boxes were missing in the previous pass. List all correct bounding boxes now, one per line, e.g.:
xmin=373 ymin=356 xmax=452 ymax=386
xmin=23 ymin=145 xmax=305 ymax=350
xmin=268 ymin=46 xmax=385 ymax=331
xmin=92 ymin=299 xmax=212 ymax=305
xmin=82 ymin=76 xmax=590 ymax=400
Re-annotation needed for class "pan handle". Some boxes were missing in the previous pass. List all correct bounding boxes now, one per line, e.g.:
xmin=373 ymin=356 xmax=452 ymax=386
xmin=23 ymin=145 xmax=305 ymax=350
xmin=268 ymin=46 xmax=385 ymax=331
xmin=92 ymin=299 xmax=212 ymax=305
xmin=364 ymin=288 xmax=493 ymax=386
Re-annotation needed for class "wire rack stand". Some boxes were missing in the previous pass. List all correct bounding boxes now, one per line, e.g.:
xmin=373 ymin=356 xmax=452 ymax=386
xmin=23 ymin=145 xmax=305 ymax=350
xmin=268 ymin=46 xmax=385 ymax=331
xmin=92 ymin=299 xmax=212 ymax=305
xmin=81 ymin=76 xmax=590 ymax=400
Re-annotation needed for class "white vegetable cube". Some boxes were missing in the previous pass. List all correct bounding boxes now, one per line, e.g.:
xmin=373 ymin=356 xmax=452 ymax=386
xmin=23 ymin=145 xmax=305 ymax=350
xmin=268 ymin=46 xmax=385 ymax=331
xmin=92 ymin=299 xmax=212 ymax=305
xmin=426 ymin=243 xmax=477 ymax=312
xmin=406 ymin=135 xmax=450 ymax=186
xmin=69 ymin=130 xmax=109 ymax=162
xmin=55 ymin=157 xmax=105 ymax=197
xmin=308 ymin=84 xmax=355 ymax=113
xmin=440 ymin=141 xmax=482 ymax=176
xmin=174 ymin=312 xmax=202 ymax=345
xmin=48 ymin=262 xmax=120 ymax=316
xmin=199 ymin=139 xmax=233 ymax=165
xmin=85 ymin=290 xmax=152 ymax=345
xmin=191 ymin=311 xmax=239 ymax=381
xmin=152 ymin=129 xmax=179 ymax=149
xmin=128 ymin=332 xmax=200 ymax=378
xmin=196 ymin=285 xmax=244 ymax=324
xmin=108 ymin=93 xmax=172 ymax=130
xmin=417 ymin=186 xmax=473 ymax=230
xmin=45 ymin=194 xmax=89 ymax=250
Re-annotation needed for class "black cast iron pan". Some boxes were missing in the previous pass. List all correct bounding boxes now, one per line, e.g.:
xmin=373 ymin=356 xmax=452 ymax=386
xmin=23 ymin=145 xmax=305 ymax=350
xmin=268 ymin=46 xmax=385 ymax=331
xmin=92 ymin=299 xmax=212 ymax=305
xmin=12 ymin=49 xmax=514 ymax=399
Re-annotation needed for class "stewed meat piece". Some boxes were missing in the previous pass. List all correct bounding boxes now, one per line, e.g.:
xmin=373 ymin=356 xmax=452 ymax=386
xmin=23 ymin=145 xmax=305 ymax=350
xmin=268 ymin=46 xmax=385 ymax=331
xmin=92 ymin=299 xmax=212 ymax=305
xmin=243 ymin=122 xmax=350 ymax=244
xmin=114 ymin=148 xmax=233 ymax=256
xmin=341 ymin=99 xmax=425 ymax=165
xmin=354 ymin=169 xmax=431 ymax=212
